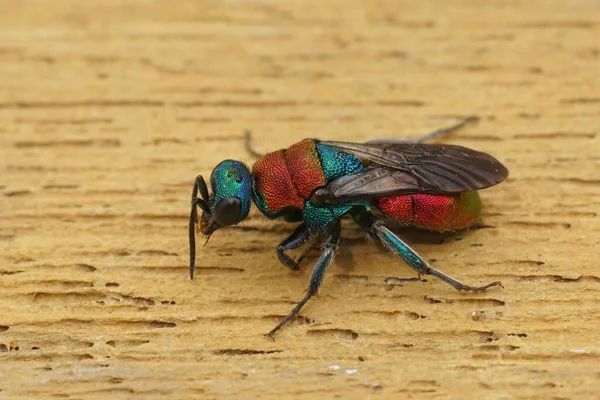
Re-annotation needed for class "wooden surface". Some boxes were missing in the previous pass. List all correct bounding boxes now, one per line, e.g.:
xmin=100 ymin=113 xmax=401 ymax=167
xmin=1 ymin=1 xmax=599 ymax=399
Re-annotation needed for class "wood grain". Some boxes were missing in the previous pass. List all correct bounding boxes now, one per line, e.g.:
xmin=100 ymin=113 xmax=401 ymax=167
xmin=1 ymin=0 xmax=599 ymax=399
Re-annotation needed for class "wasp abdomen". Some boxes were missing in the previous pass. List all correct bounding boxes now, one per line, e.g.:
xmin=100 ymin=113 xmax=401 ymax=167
xmin=377 ymin=191 xmax=482 ymax=231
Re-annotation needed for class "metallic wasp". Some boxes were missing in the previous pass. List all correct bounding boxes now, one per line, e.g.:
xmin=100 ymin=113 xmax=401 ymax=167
xmin=189 ymin=116 xmax=509 ymax=338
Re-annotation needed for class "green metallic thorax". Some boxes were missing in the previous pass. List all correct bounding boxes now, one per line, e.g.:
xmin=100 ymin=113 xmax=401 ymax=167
xmin=251 ymin=140 xmax=368 ymax=233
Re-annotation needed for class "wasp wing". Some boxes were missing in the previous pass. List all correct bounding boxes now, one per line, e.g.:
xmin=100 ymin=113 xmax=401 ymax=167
xmin=319 ymin=141 xmax=509 ymax=202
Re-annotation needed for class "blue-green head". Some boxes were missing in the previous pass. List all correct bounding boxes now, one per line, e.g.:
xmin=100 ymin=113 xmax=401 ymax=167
xmin=190 ymin=160 xmax=253 ymax=277
xmin=195 ymin=160 xmax=253 ymax=237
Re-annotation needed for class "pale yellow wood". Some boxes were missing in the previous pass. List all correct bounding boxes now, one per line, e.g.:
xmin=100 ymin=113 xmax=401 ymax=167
xmin=1 ymin=1 xmax=599 ymax=399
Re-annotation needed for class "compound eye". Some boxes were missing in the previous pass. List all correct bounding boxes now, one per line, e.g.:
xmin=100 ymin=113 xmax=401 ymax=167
xmin=214 ymin=197 xmax=242 ymax=227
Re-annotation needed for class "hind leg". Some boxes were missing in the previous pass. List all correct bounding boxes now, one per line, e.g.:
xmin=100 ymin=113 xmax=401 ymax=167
xmin=365 ymin=115 xmax=478 ymax=144
xmin=352 ymin=208 xmax=502 ymax=292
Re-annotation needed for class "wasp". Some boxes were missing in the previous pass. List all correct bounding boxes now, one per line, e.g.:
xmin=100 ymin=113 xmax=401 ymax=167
xmin=189 ymin=116 xmax=508 ymax=338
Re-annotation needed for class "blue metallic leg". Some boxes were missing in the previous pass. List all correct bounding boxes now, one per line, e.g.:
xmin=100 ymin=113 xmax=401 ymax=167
xmin=267 ymin=220 xmax=341 ymax=339
xmin=352 ymin=209 xmax=502 ymax=292
xmin=364 ymin=115 xmax=478 ymax=144
xmin=277 ymin=223 xmax=311 ymax=271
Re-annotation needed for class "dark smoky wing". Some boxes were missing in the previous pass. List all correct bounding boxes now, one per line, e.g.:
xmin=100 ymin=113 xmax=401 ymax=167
xmin=324 ymin=167 xmax=420 ymax=200
xmin=320 ymin=141 xmax=509 ymax=200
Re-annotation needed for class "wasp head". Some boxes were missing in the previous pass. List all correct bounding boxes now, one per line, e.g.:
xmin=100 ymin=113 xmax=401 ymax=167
xmin=190 ymin=160 xmax=252 ymax=278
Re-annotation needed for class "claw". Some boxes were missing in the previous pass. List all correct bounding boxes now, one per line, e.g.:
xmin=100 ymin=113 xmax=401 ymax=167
xmin=458 ymin=280 xmax=503 ymax=292
xmin=265 ymin=332 xmax=276 ymax=342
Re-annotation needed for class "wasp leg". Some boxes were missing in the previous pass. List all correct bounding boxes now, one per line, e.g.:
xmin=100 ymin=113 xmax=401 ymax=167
xmin=364 ymin=115 xmax=479 ymax=144
xmin=277 ymin=223 xmax=311 ymax=271
xmin=352 ymin=208 xmax=502 ymax=292
xmin=267 ymin=221 xmax=341 ymax=339
xmin=415 ymin=115 xmax=479 ymax=143
xmin=244 ymin=130 xmax=264 ymax=158
xmin=295 ymin=238 xmax=321 ymax=266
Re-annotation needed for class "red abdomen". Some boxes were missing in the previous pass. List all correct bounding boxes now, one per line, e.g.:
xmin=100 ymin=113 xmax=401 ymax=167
xmin=377 ymin=192 xmax=481 ymax=231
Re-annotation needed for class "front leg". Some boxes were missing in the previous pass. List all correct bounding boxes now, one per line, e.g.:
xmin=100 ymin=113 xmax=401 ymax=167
xmin=352 ymin=208 xmax=502 ymax=292
xmin=267 ymin=220 xmax=341 ymax=339
xmin=277 ymin=223 xmax=311 ymax=271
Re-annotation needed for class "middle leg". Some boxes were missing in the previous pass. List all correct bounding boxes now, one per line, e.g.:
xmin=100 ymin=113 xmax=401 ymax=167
xmin=267 ymin=220 xmax=341 ymax=338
